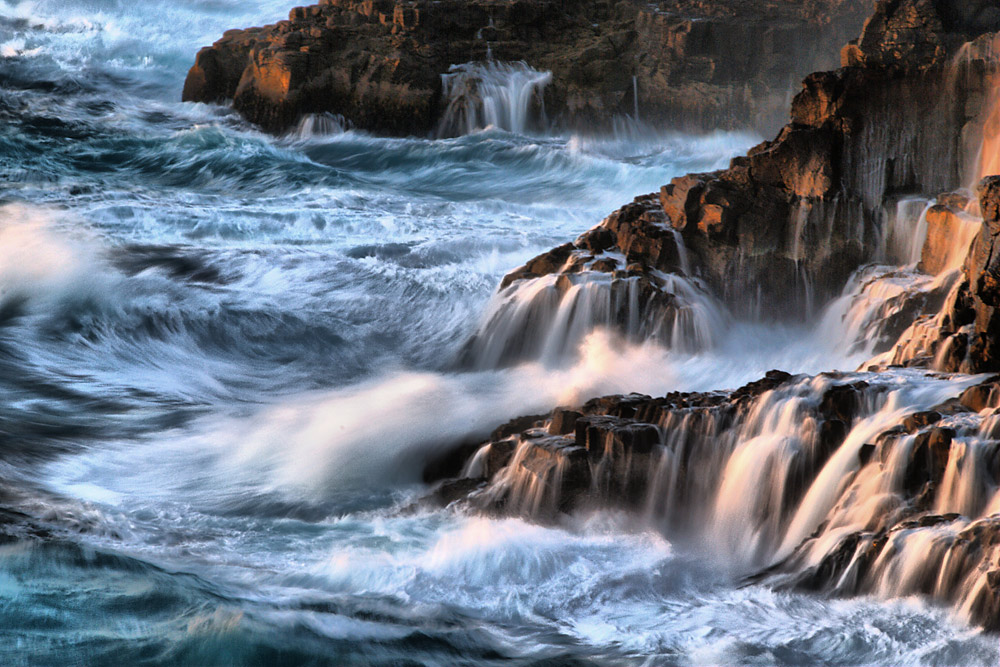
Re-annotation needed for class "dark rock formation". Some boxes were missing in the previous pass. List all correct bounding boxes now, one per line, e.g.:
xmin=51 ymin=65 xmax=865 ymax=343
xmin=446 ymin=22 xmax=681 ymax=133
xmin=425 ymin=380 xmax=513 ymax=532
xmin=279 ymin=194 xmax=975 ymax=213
xmin=457 ymin=192 xmax=736 ymax=368
xmin=423 ymin=369 xmax=1000 ymax=630
xmin=489 ymin=0 xmax=1000 ymax=320
xmin=183 ymin=0 xmax=869 ymax=136
xmin=921 ymin=176 xmax=1000 ymax=372
xmin=426 ymin=369 xmax=797 ymax=519
xmin=418 ymin=0 xmax=1000 ymax=633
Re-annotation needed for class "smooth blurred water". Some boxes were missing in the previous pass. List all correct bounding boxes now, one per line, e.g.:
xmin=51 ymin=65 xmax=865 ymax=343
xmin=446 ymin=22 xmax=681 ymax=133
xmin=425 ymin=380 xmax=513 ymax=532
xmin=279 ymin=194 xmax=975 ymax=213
xmin=0 ymin=0 xmax=998 ymax=664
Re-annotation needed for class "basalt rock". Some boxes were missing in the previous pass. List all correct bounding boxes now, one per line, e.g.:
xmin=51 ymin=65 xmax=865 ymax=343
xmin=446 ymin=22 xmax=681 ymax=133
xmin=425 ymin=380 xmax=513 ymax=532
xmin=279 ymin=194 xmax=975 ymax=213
xmin=492 ymin=0 xmax=1000 ymax=320
xmin=940 ymin=175 xmax=1000 ymax=373
xmin=424 ymin=368 xmax=1000 ymax=629
xmin=425 ymin=369 xmax=806 ymax=520
xmin=887 ymin=176 xmax=1000 ymax=372
xmin=184 ymin=0 xmax=869 ymax=136
xmin=459 ymin=192 xmax=732 ymax=367
xmin=919 ymin=197 xmax=979 ymax=276
xmin=959 ymin=375 xmax=1000 ymax=412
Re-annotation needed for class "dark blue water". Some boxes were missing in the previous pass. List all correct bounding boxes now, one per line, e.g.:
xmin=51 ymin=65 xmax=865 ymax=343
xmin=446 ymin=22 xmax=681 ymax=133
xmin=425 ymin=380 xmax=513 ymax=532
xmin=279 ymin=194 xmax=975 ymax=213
xmin=0 ymin=0 xmax=998 ymax=664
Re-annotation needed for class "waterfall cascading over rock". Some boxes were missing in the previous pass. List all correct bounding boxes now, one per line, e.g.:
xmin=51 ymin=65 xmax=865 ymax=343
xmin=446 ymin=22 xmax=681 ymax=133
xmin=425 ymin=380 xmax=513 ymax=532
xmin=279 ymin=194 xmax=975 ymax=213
xmin=858 ymin=176 xmax=1000 ymax=373
xmin=818 ymin=265 xmax=951 ymax=358
xmin=419 ymin=0 xmax=1000 ymax=639
xmin=432 ymin=369 xmax=1000 ymax=629
xmin=460 ymin=270 xmax=729 ymax=369
xmin=292 ymin=112 xmax=348 ymax=138
xmin=458 ymin=194 xmax=730 ymax=369
xmin=436 ymin=61 xmax=552 ymax=137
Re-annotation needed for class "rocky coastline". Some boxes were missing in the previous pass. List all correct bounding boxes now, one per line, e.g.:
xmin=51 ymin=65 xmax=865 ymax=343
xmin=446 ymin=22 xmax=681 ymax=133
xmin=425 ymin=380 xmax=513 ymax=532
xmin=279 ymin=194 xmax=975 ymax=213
xmin=192 ymin=0 xmax=1000 ymax=634
xmin=420 ymin=366 xmax=1000 ymax=629
xmin=466 ymin=1 xmax=1000 ymax=324
xmin=182 ymin=0 xmax=869 ymax=135
xmin=425 ymin=0 xmax=1000 ymax=632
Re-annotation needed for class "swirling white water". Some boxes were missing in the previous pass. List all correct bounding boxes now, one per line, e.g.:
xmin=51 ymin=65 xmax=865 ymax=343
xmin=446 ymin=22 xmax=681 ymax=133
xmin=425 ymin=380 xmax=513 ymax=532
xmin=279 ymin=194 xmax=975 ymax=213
xmin=0 ymin=0 xmax=998 ymax=664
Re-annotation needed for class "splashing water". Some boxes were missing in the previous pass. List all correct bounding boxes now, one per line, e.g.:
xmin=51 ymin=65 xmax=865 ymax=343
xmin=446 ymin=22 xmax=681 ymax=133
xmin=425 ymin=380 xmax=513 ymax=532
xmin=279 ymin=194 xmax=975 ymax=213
xmin=0 ymin=0 xmax=999 ymax=663
xmin=437 ymin=61 xmax=552 ymax=137
xmin=461 ymin=271 xmax=730 ymax=369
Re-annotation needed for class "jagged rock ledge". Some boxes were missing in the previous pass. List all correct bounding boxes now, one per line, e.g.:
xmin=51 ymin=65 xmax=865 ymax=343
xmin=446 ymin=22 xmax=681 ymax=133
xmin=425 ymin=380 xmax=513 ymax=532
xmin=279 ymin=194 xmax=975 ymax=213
xmin=437 ymin=0 xmax=1000 ymax=634
xmin=881 ymin=176 xmax=1000 ymax=373
xmin=420 ymin=369 xmax=1000 ymax=631
xmin=182 ymin=0 xmax=868 ymax=135
xmin=469 ymin=0 xmax=1000 ymax=329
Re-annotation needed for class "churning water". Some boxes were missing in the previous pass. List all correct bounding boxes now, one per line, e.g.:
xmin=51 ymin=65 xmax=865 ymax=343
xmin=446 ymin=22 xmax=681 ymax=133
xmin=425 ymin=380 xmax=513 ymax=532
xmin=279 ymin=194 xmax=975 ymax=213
xmin=0 ymin=0 xmax=998 ymax=664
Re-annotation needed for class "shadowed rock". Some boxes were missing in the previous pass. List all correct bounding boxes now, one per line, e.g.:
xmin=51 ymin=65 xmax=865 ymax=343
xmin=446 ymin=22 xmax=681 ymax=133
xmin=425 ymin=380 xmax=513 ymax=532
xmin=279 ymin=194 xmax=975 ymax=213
xmin=183 ymin=0 xmax=870 ymax=136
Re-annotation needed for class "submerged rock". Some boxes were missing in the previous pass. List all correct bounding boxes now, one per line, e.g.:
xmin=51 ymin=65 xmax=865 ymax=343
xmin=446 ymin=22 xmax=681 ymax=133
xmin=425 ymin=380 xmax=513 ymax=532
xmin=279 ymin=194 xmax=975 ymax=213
xmin=183 ymin=0 xmax=869 ymax=135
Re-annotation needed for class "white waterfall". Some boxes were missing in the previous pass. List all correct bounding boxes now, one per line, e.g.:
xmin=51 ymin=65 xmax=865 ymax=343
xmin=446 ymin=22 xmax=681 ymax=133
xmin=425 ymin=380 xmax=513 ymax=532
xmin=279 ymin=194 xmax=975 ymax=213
xmin=292 ymin=112 xmax=347 ymax=139
xmin=461 ymin=271 xmax=730 ymax=369
xmin=886 ymin=197 xmax=933 ymax=265
xmin=437 ymin=61 xmax=552 ymax=137
xmin=463 ymin=369 xmax=1000 ymax=627
xmin=632 ymin=75 xmax=639 ymax=123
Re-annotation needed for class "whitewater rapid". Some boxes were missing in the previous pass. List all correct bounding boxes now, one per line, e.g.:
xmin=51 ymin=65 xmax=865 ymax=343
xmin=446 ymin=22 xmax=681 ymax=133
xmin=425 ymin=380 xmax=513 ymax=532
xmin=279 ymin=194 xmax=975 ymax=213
xmin=1 ymin=0 xmax=999 ymax=664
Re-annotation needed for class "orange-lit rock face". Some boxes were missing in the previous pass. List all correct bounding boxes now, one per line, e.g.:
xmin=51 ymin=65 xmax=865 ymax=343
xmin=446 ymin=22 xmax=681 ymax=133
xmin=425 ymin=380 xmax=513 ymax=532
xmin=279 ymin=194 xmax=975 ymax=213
xmin=919 ymin=202 xmax=980 ymax=276
xmin=243 ymin=53 xmax=295 ymax=102
xmin=977 ymin=36 xmax=1000 ymax=181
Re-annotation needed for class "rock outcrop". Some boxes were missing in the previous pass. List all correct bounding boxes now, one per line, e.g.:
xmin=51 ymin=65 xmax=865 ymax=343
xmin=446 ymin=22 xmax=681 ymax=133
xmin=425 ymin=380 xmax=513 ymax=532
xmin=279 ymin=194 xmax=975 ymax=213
xmin=937 ymin=175 xmax=1000 ymax=372
xmin=428 ymin=0 xmax=1000 ymax=634
xmin=423 ymin=369 xmax=1000 ymax=631
xmin=486 ymin=0 xmax=1000 ymax=323
xmin=183 ymin=0 xmax=869 ymax=136
xmin=884 ymin=176 xmax=1000 ymax=373
xmin=459 ymin=195 xmax=731 ymax=367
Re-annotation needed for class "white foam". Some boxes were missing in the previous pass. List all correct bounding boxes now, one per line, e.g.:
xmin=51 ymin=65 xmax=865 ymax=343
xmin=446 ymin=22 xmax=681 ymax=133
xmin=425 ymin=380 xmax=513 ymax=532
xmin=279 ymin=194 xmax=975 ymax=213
xmin=0 ymin=203 xmax=111 ymax=311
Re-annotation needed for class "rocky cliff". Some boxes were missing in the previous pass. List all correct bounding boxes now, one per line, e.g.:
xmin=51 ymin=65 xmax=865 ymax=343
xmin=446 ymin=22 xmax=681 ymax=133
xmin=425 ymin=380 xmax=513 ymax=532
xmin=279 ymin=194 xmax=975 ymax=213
xmin=442 ymin=0 xmax=1000 ymax=630
xmin=182 ymin=0 xmax=869 ymax=135
xmin=477 ymin=0 xmax=1000 ymax=331
xmin=876 ymin=176 xmax=1000 ymax=373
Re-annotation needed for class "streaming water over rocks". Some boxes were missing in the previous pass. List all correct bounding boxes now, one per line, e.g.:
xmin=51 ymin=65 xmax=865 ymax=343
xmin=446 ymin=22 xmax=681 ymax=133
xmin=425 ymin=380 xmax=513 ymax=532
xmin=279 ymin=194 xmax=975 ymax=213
xmin=437 ymin=61 xmax=552 ymax=137
xmin=435 ymin=368 xmax=1000 ymax=630
xmin=4 ymin=0 xmax=1000 ymax=664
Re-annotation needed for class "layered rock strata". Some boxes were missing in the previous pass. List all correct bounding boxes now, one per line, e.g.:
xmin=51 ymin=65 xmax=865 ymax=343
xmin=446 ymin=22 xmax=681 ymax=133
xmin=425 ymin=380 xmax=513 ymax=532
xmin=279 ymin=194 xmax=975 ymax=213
xmin=182 ymin=0 xmax=869 ymax=135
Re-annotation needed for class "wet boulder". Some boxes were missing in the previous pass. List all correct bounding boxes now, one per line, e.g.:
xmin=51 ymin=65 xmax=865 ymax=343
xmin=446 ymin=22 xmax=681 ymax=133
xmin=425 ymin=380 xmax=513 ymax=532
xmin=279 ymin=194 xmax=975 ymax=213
xmin=959 ymin=376 xmax=1000 ymax=412
xmin=548 ymin=408 xmax=583 ymax=435
xmin=919 ymin=201 xmax=978 ymax=275
xmin=819 ymin=381 xmax=868 ymax=424
xmin=903 ymin=426 xmax=954 ymax=494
